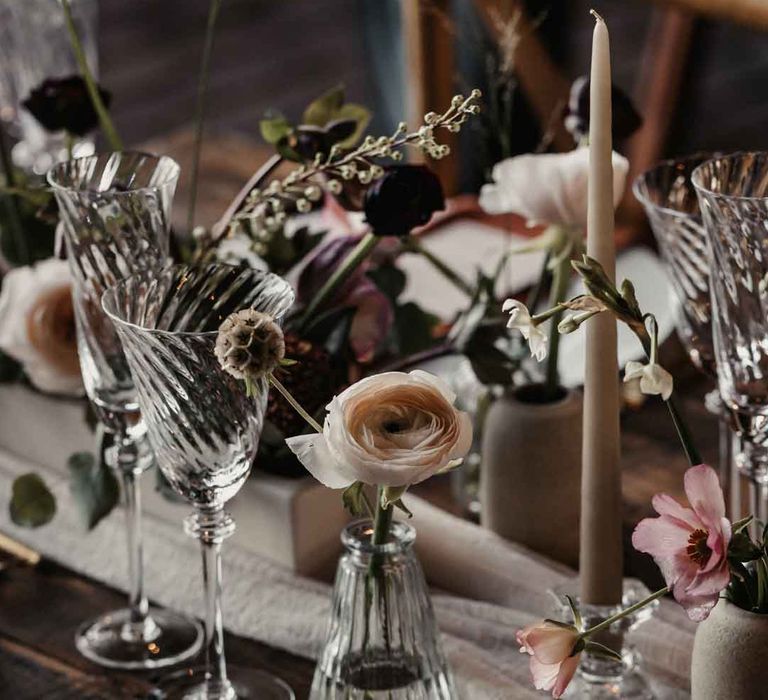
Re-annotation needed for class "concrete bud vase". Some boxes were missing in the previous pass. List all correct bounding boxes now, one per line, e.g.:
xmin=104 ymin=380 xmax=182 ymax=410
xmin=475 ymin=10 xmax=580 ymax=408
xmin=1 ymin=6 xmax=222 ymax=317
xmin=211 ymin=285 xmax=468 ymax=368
xmin=479 ymin=384 xmax=582 ymax=568
xmin=691 ymin=599 xmax=768 ymax=700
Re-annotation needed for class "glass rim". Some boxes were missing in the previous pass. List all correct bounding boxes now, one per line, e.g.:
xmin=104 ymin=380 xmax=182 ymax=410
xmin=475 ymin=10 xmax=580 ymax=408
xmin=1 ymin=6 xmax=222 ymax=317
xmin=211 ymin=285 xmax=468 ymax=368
xmin=691 ymin=150 xmax=768 ymax=202
xmin=632 ymin=152 xmax=717 ymax=219
xmin=341 ymin=519 xmax=416 ymax=555
xmin=46 ymin=150 xmax=181 ymax=196
xmin=101 ymin=263 xmax=295 ymax=339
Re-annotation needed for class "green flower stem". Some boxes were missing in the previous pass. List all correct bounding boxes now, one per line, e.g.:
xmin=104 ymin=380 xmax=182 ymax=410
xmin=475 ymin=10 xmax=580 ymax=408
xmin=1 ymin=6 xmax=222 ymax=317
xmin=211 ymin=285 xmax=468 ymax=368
xmin=0 ymin=121 xmax=28 ymax=265
xmin=372 ymin=488 xmax=394 ymax=547
xmin=298 ymin=231 xmax=378 ymax=331
xmin=405 ymin=237 xmax=473 ymax=298
xmin=268 ymin=374 xmax=323 ymax=433
xmin=187 ymin=0 xmax=224 ymax=236
xmin=580 ymin=587 xmax=668 ymax=639
xmin=61 ymin=0 xmax=122 ymax=152
xmin=636 ymin=324 xmax=702 ymax=466
xmin=545 ymin=242 xmax=572 ymax=393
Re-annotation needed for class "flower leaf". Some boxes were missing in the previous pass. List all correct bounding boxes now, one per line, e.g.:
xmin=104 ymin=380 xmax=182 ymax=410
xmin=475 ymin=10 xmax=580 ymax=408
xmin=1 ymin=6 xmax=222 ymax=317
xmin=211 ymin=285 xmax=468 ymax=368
xmin=342 ymin=481 xmax=368 ymax=517
xmin=303 ymin=84 xmax=346 ymax=127
xmin=333 ymin=103 xmax=371 ymax=147
xmin=728 ymin=530 xmax=764 ymax=563
xmin=67 ymin=451 xmax=119 ymax=531
xmin=259 ymin=115 xmax=292 ymax=145
xmin=367 ymin=264 xmax=406 ymax=302
xmin=9 ymin=473 xmax=56 ymax=528
xmin=732 ymin=515 xmax=754 ymax=534
xmin=391 ymin=498 xmax=413 ymax=518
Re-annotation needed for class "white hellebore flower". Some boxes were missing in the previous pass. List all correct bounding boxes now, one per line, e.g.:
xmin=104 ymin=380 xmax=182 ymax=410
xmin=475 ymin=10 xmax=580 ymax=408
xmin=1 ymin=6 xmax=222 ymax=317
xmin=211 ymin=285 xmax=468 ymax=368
xmin=0 ymin=258 xmax=83 ymax=396
xmin=624 ymin=360 xmax=673 ymax=401
xmin=285 ymin=370 xmax=473 ymax=490
xmin=479 ymin=147 xmax=629 ymax=230
xmin=503 ymin=299 xmax=547 ymax=362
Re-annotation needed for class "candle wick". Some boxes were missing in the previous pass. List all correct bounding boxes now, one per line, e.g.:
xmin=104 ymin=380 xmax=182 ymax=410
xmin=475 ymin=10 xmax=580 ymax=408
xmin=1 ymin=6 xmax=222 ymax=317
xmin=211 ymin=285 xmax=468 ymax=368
xmin=589 ymin=9 xmax=605 ymax=23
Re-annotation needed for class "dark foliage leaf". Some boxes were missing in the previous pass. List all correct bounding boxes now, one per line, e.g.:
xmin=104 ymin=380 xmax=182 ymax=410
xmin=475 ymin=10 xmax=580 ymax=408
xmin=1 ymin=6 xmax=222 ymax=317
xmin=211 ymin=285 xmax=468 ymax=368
xmin=10 ymin=473 xmax=56 ymax=528
xmin=393 ymin=302 xmax=439 ymax=356
xmin=367 ymin=264 xmax=406 ymax=302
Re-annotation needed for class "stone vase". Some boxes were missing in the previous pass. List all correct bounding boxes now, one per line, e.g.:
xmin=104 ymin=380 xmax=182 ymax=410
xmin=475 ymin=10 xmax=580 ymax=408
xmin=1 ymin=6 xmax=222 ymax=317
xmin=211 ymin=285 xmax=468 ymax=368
xmin=479 ymin=384 xmax=582 ymax=567
xmin=691 ymin=599 xmax=768 ymax=700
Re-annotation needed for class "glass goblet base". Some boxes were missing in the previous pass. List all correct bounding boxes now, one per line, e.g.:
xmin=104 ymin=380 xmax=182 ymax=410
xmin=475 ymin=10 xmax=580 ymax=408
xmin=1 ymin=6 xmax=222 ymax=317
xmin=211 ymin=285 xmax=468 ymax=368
xmin=75 ymin=607 xmax=203 ymax=670
xmin=152 ymin=665 xmax=295 ymax=700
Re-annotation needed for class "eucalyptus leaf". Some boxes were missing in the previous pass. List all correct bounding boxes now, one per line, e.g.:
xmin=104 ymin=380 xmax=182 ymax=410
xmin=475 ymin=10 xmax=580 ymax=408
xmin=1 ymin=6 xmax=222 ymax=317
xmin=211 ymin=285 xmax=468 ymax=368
xmin=259 ymin=115 xmax=292 ymax=145
xmin=333 ymin=104 xmax=371 ymax=147
xmin=303 ymin=85 xmax=345 ymax=127
xmin=68 ymin=451 xmax=119 ymax=530
xmin=10 ymin=473 xmax=56 ymax=528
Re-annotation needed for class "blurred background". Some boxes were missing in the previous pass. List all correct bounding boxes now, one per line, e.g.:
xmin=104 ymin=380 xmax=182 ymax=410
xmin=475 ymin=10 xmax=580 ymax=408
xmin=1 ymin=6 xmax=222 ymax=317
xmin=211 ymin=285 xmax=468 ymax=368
xmin=94 ymin=0 xmax=768 ymax=191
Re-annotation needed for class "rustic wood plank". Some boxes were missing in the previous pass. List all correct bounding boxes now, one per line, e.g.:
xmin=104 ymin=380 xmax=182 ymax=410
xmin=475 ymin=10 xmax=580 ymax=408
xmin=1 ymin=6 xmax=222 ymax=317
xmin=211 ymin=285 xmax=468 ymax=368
xmin=0 ymin=561 xmax=315 ymax=699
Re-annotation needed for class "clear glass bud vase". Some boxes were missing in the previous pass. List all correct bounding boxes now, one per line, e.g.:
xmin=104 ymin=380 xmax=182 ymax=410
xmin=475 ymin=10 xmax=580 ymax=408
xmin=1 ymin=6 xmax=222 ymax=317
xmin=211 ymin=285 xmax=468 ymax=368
xmin=311 ymin=520 xmax=455 ymax=700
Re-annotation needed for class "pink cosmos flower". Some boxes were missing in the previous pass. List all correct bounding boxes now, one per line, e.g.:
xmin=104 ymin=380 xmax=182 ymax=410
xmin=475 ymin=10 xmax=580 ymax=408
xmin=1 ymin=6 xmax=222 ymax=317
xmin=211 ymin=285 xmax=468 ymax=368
xmin=517 ymin=621 xmax=581 ymax=699
xmin=632 ymin=464 xmax=731 ymax=622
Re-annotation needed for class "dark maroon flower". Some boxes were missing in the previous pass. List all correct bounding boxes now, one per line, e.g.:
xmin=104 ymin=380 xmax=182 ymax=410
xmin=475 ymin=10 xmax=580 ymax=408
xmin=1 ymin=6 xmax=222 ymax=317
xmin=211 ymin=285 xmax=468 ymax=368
xmin=564 ymin=75 xmax=642 ymax=144
xmin=363 ymin=165 xmax=445 ymax=237
xmin=297 ymin=234 xmax=394 ymax=363
xmin=22 ymin=75 xmax=111 ymax=137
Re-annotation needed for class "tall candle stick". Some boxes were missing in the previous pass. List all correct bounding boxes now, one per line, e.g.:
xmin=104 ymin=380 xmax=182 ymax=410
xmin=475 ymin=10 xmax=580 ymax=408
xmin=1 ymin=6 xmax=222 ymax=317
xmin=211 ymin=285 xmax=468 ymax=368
xmin=579 ymin=10 xmax=623 ymax=606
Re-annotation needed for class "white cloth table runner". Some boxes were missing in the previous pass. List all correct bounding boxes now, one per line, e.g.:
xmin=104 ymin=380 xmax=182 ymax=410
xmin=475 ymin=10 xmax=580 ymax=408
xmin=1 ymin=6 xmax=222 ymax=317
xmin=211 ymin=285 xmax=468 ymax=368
xmin=0 ymin=450 xmax=693 ymax=698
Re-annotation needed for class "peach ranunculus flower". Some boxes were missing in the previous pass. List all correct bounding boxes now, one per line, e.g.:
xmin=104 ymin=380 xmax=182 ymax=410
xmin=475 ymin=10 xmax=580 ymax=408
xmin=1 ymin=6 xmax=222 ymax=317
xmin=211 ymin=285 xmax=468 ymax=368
xmin=517 ymin=620 xmax=581 ymax=699
xmin=285 ymin=370 xmax=473 ymax=489
xmin=0 ymin=258 xmax=82 ymax=396
xmin=632 ymin=464 xmax=731 ymax=621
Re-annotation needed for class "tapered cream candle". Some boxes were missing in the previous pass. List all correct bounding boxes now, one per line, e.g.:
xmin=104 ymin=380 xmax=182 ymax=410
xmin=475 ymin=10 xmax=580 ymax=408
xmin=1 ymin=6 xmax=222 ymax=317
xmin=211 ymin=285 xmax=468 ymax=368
xmin=579 ymin=10 xmax=623 ymax=606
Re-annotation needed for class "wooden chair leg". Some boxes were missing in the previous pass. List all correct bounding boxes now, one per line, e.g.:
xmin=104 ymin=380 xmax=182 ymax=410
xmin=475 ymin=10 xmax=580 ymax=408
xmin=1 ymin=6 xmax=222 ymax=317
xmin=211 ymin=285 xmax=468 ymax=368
xmin=621 ymin=6 xmax=696 ymax=242
xmin=401 ymin=0 xmax=458 ymax=194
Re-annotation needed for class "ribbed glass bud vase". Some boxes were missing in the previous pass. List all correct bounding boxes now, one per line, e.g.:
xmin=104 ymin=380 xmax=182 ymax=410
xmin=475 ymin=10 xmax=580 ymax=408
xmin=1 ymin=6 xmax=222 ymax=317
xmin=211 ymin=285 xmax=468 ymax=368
xmin=311 ymin=521 xmax=455 ymax=699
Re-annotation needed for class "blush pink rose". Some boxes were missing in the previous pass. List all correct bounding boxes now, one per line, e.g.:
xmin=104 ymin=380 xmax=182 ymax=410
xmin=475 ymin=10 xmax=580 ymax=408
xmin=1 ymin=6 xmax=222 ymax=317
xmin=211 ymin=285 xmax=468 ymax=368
xmin=632 ymin=464 xmax=731 ymax=621
xmin=517 ymin=621 xmax=581 ymax=699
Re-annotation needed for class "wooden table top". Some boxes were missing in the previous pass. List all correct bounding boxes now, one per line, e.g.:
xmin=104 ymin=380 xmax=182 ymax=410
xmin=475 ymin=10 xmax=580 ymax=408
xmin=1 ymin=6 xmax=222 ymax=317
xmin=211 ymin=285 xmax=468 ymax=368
xmin=0 ymin=560 xmax=315 ymax=699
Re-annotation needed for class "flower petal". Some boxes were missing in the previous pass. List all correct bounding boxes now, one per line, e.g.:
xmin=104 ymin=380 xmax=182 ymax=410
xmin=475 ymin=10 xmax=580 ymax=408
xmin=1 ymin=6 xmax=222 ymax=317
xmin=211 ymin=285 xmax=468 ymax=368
xmin=632 ymin=514 xmax=692 ymax=559
xmin=684 ymin=464 xmax=726 ymax=528
xmin=553 ymin=653 xmax=580 ymax=699
xmin=525 ymin=625 xmax=579 ymax=665
xmin=284 ymin=432 xmax=353 ymax=489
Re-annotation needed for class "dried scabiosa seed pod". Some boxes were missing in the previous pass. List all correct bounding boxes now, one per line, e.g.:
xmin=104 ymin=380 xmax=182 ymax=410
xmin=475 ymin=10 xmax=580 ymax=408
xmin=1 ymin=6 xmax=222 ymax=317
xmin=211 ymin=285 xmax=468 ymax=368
xmin=215 ymin=310 xmax=285 ymax=387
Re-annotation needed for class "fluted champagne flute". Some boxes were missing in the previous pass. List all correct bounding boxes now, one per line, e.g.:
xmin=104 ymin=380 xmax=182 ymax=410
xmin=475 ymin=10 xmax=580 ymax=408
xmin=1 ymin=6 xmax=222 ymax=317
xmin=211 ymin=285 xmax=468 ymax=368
xmin=48 ymin=152 xmax=202 ymax=668
xmin=103 ymin=264 xmax=295 ymax=699
xmin=693 ymin=151 xmax=768 ymax=524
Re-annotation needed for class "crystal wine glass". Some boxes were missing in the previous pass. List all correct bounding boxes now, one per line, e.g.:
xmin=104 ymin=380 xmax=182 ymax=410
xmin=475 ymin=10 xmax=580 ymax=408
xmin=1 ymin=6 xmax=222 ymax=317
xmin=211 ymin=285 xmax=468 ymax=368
xmin=633 ymin=154 xmax=740 ymax=514
xmin=103 ymin=264 xmax=296 ymax=700
xmin=693 ymin=151 xmax=768 ymax=524
xmin=48 ymin=152 xmax=202 ymax=669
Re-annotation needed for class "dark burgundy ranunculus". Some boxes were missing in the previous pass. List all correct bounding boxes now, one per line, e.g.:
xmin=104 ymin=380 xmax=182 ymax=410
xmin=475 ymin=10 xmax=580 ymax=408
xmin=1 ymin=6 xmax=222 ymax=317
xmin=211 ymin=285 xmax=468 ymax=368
xmin=22 ymin=75 xmax=111 ymax=137
xmin=363 ymin=164 xmax=445 ymax=237
xmin=564 ymin=75 xmax=642 ymax=144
